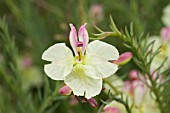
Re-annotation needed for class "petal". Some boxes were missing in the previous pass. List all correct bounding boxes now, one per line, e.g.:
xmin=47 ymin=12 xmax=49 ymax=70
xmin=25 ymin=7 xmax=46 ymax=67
xmin=148 ymin=36 xmax=162 ymax=51
xmin=42 ymin=43 xmax=74 ymax=80
xmin=162 ymin=5 xmax=170 ymax=26
xmin=44 ymin=62 xmax=73 ymax=80
xmin=84 ymin=59 xmax=118 ymax=79
xmin=104 ymin=107 xmax=121 ymax=113
xmin=86 ymin=40 xmax=119 ymax=60
xmin=64 ymin=64 xmax=102 ymax=99
xmin=133 ymin=81 xmax=146 ymax=107
xmin=161 ymin=27 xmax=170 ymax=42
xmin=78 ymin=23 xmax=89 ymax=54
xmin=84 ymin=41 xmax=119 ymax=78
xmin=69 ymin=23 xmax=78 ymax=55
xmin=104 ymin=101 xmax=127 ymax=113
xmin=42 ymin=43 xmax=74 ymax=62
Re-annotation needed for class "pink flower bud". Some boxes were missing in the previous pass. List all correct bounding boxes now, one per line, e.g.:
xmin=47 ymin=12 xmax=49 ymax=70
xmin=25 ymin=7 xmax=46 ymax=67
xmin=104 ymin=107 xmax=120 ymax=113
xmin=59 ymin=85 xmax=72 ymax=96
xmin=22 ymin=56 xmax=32 ymax=69
xmin=161 ymin=27 xmax=170 ymax=42
xmin=113 ymin=52 xmax=132 ymax=65
xmin=87 ymin=98 xmax=98 ymax=108
xmin=129 ymin=70 xmax=139 ymax=80
xmin=89 ymin=4 xmax=103 ymax=23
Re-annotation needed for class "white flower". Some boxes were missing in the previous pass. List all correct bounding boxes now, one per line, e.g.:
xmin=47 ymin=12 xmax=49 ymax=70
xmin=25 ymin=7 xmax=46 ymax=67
xmin=162 ymin=4 xmax=170 ymax=26
xmin=149 ymin=27 xmax=170 ymax=70
xmin=42 ymin=23 xmax=119 ymax=99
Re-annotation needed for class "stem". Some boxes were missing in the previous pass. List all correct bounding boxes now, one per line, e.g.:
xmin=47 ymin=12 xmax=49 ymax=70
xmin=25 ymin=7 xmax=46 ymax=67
xmin=103 ymin=79 xmax=120 ymax=95
xmin=94 ymin=29 xmax=163 ymax=112
xmin=38 ymin=88 xmax=58 ymax=113
xmin=118 ymin=33 xmax=163 ymax=113
xmin=112 ymin=96 xmax=132 ymax=113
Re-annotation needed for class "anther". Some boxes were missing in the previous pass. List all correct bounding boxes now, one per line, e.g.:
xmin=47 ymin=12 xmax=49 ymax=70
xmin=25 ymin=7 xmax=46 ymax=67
xmin=77 ymin=41 xmax=83 ymax=47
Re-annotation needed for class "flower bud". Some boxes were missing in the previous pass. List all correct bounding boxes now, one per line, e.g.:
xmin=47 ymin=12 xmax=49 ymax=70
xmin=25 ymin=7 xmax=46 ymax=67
xmin=129 ymin=70 xmax=139 ymax=80
xmin=113 ymin=52 xmax=132 ymax=65
xmin=87 ymin=98 xmax=98 ymax=108
xmin=59 ymin=85 xmax=72 ymax=96
xmin=22 ymin=56 xmax=32 ymax=69
xmin=104 ymin=107 xmax=120 ymax=113
xmin=161 ymin=27 xmax=170 ymax=42
xmin=89 ymin=4 xmax=103 ymax=23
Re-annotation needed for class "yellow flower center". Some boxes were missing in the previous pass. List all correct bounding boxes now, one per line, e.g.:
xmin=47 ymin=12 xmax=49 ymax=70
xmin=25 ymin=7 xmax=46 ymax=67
xmin=74 ymin=47 xmax=85 ymax=65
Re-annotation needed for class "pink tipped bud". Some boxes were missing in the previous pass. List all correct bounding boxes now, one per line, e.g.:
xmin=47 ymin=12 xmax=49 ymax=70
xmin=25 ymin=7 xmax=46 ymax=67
xmin=89 ymin=4 xmax=104 ymax=23
xmin=87 ymin=98 xmax=98 ymax=108
xmin=22 ymin=56 xmax=32 ymax=69
xmin=104 ymin=107 xmax=120 ymax=113
xmin=161 ymin=27 xmax=170 ymax=42
xmin=113 ymin=52 xmax=132 ymax=65
xmin=129 ymin=70 xmax=139 ymax=80
xmin=59 ymin=85 xmax=72 ymax=96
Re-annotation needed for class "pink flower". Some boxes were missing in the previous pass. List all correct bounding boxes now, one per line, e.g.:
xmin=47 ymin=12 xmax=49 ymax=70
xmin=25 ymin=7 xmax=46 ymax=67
xmin=59 ymin=85 xmax=72 ymax=96
xmin=104 ymin=107 xmax=120 ymax=113
xmin=113 ymin=52 xmax=132 ymax=65
xmin=161 ymin=27 xmax=170 ymax=42
xmin=123 ymin=70 xmax=147 ymax=107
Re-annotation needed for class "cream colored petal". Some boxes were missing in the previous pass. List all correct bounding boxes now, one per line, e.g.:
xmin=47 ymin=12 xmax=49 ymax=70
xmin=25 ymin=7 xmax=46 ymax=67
xmin=44 ymin=63 xmax=73 ymax=80
xmin=42 ymin=43 xmax=75 ymax=80
xmin=64 ymin=64 xmax=102 ymax=99
xmin=84 ymin=40 xmax=119 ymax=79
xmin=162 ymin=4 xmax=170 ymax=26
xmin=84 ymin=56 xmax=118 ymax=79
xmin=148 ymin=36 xmax=162 ymax=51
xmin=42 ymin=43 xmax=74 ymax=62
xmin=86 ymin=40 xmax=119 ymax=60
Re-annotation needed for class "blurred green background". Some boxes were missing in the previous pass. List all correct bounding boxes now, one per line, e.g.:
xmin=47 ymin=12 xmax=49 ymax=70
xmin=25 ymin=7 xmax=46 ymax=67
xmin=0 ymin=0 xmax=170 ymax=113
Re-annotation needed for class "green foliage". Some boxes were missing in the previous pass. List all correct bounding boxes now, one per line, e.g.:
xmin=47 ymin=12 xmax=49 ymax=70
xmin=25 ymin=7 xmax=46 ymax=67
xmin=0 ymin=0 xmax=170 ymax=113
xmin=93 ymin=16 xmax=170 ymax=113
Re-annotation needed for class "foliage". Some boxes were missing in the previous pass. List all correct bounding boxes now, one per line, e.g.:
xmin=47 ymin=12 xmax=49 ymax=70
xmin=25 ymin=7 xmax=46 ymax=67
xmin=0 ymin=0 xmax=170 ymax=113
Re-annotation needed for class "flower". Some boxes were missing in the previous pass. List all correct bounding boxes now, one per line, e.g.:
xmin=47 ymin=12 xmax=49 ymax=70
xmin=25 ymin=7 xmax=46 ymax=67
xmin=162 ymin=4 xmax=170 ymax=26
xmin=149 ymin=27 xmax=170 ymax=70
xmin=104 ymin=70 xmax=161 ymax=113
xmin=42 ymin=23 xmax=119 ymax=99
xmin=161 ymin=27 xmax=170 ymax=42
xmin=123 ymin=70 xmax=160 ymax=113
xmin=104 ymin=107 xmax=121 ymax=113
xmin=104 ymin=101 xmax=126 ymax=113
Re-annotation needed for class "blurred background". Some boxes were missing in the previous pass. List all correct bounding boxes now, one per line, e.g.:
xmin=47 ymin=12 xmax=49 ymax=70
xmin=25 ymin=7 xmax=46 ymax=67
xmin=0 ymin=0 xmax=170 ymax=113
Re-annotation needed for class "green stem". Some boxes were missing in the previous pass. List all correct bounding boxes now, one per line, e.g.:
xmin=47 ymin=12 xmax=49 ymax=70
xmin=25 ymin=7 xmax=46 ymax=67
xmin=103 ymin=79 xmax=120 ymax=95
xmin=112 ymin=96 xmax=132 ymax=113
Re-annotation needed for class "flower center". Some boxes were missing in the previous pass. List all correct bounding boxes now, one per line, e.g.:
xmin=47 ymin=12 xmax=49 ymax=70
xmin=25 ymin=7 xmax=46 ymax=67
xmin=75 ymin=41 xmax=85 ymax=64
xmin=160 ymin=44 xmax=167 ymax=56
xmin=76 ymin=47 xmax=83 ymax=63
